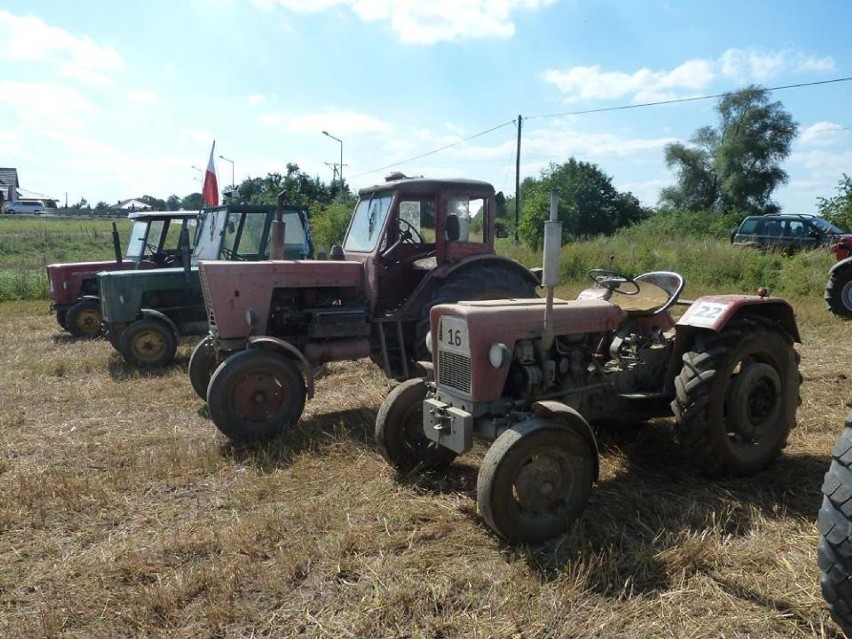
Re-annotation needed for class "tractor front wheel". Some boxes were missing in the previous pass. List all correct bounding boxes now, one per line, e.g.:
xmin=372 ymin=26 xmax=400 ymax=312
xmin=66 ymin=298 xmax=102 ymax=338
xmin=188 ymin=335 xmax=219 ymax=400
xmin=207 ymin=349 xmax=306 ymax=441
xmin=119 ymin=318 xmax=177 ymax=368
xmin=825 ymin=263 xmax=852 ymax=319
xmin=477 ymin=418 xmax=595 ymax=543
xmin=818 ymin=412 xmax=852 ymax=637
xmin=375 ymin=378 xmax=457 ymax=472
xmin=672 ymin=318 xmax=800 ymax=476
xmin=55 ymin=308 xmax=68 ymax=330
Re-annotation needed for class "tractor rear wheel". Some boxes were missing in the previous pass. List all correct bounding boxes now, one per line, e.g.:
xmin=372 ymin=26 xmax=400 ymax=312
xmin=375 ymin=378 xmax=457 ymax=472
xmin=66 ymin=298 xmax=102 ymax=338
xmin=189 ymin=335 xmax=219 ymax=400
xmin=672 ymin=318 xmax=800 ymax=476
xmin=207 ymin=349 xmax=305 ymax=441
xmin=415 ymin=267 xmax=536 ymax=361
xmin=477 ymin=418 xmax=595 ymax=543
xmin=55 ymin=308 xmax=68 ymax=330
xmin=825 ymin=263 xmax=852 ymax=319
xmin=818 ymin=412 xmax=852 ymax=637
xmin=119 ymin=318 xmax=177 ymax=368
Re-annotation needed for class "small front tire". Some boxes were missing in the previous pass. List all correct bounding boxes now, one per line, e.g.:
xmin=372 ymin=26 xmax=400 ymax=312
xmin=375 ymin=378 xmax=457 ymax=472
xmin=188 ymin=335 xmax=219 ymax=400
xmin=66 ymin=299 xmax=102 ymax=338
xmin=207 ymin=349 xmax=306 ymax=442
xmin=825 ymin=263 xmax=852 ymax=319
xmin=477 ymin=418 xmax=595 ymax=543
xmin=119 ymin=318 xmax=177 ymax=368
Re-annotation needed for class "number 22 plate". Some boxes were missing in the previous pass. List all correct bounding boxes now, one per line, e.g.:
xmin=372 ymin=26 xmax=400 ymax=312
xmin=437 ymin=315 xmax=470 ymax=355
xmin=681 ymin=301 xmax=728 ymax=327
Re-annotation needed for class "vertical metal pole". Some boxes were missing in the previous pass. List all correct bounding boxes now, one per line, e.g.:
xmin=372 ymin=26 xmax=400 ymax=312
xmin=514 ymin=114 xmax=522 ymax=245
xmin=339 ymin=140 xmax=344 ymax=191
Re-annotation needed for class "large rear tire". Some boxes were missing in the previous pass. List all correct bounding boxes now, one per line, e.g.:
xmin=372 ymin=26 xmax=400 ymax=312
xmin=477 ymin=418 xmax=595 ymax=543
xmin=118 ymin=318 xmax=177 ymax=368
xmin=818 ymin=412 xmax=852 ymax=637
xmin=826 ymin=263 xmax=852 ymax=319
xmin=207 ymin=349 xmax=306 ymax=442
xmin=188 ymin=335 xmax=219 ymax=400
xmin=375 ymin=378 xmax=457 ymax=472
xmin=66 ymin=298 xmax=102 ymax=339
xmin=415 ymin=267 xmax=536 ymax=361
xmin=671 ymin=318 xmax=800 ymax=476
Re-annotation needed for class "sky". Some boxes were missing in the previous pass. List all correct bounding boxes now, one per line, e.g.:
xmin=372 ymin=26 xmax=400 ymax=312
xmin=2 ymin=0 xmax=852 ymax=214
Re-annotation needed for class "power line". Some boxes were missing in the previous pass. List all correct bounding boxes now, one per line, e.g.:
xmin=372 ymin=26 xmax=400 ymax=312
xmin=525 ymin=75 xmax=852 ymax=121
xmin=349 ymin=119 xmax=517 ymax=179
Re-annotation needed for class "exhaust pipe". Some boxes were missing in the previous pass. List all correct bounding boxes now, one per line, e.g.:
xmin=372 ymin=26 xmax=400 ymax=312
xmin=271 ymin=190 xmax=287 ymax=260
xmin=540 ymin=189 xmax=562 ymax=353
xmin=112 ymin=222 xmax=122 ymax=264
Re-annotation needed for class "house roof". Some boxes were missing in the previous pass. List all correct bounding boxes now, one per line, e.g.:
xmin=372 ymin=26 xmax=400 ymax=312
xmin=118 ymin=199 xmax=152 ymax=210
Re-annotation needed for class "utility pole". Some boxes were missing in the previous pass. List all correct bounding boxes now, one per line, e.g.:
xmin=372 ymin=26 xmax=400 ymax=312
xmin=514 ymin=114 xmax=522 ymax=245
xmin=322 ymin=131 xmax=344 ymax=190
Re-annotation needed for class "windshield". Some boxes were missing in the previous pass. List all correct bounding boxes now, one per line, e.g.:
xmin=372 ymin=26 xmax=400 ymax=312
xmin=343 ymin=194 xmax=393 ymax=253
xmin=193 ymin=209 xmax=228 ymax=261
xmin=812 ymin=217 xmax=846 ymax=234
xmin=125 ymin=220 xmax=150 ymax=259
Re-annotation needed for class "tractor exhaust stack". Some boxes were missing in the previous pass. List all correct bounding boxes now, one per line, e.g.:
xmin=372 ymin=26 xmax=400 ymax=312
xmin=540 ymin=189 xmax=561 ymax=353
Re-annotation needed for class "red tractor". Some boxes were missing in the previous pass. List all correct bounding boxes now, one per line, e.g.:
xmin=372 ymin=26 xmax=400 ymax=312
xmin=195 ymin=175 xmax=539 ymax=441
xmin=46 ymin=211 xmax=198 ymax=338
xmin=376 ymin=197 xmax=802 ymax=543
xmin=825 ymin=233 xmax=852 ymax=318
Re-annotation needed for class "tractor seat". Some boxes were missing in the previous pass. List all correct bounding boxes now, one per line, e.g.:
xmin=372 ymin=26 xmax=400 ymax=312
xmin=613 ymin=271 xmax=685 ymax=316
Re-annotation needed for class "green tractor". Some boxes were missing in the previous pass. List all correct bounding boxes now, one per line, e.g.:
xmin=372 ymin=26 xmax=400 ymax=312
xmin=98 ymin=202 xmax=312 ymax=368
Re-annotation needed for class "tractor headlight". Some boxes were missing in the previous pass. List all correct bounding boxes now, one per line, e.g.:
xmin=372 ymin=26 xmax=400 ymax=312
xmin=488 ymin=343 xmax=510 ymax=369
xmin=425 ymin=330 xmax=432 ymax=355
xmin=245 ymin=307 xmax=259 ymax=329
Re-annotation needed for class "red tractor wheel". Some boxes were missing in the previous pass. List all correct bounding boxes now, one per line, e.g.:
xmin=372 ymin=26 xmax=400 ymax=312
xmin=118 ymin=318 xmax=177 ymax=368
xmin=66 ymin=298 xmax=102 ymax=339
xmin=825 ymin=263 xmax=852 ymax=319
xmin=207 ymin=349 xmax=305 ymax=442
xmin=477 ymin=418 xmax=595 ymax=543
xmin=375 ymin=378 xmax=457 ymax=472
xmin=188 ymin=335 xmax=219 ymax=400
xmin=672 ymin=318 xmax=800 ymax=476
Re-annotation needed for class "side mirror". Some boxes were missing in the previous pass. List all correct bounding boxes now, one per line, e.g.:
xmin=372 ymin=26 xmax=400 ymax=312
xmin=495 ymin=222 xmax=508 ymax=239
xmin=495 ymin=191 xmax=507 ymax=218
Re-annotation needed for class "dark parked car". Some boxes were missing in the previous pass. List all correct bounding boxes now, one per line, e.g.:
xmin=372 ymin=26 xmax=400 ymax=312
xmin=730 ymin=213 xmax=848 ymax=252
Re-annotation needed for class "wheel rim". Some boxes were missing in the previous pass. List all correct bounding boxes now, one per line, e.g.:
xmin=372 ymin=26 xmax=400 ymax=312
xmin=229 ymin=368 xmax=290 ymax=422
xmin=725 ymin=361 xmax=782 ymax=449
xmin=841 ymin=280 xmax=852 ymax=311
xmin=510 ymin=447 xmax=579 ymax=521
xmin=75 ymin=308 xmax=101 ymax=335
xmin=131 ymin=329 xmax=167 ymax=362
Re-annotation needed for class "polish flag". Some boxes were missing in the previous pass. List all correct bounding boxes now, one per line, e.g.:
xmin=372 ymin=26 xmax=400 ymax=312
xmin=201 ymin=141 xmax=219 ymax=207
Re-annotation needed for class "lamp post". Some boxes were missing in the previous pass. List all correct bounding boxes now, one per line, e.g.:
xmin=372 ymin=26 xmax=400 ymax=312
xmin=218 ymin=155 xmax=235 ymax=189
xmin=191 ymin=165 xmax=202 ymax=182
xmin=322 ymin=130 xmax=343 ymax=189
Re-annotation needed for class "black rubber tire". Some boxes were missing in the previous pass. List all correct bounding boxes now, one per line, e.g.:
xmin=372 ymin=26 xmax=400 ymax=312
xmin=66 ymin=298 xmax=103 ymax=338
xmin=55 ymin=308 xmax=68 ymax=330
xmin=818 ymin=412 xmax=852 ymax=637
xmin=414 ymin=267 xmax=536 ymax=361
xmin=825 ymin=263 xmax=852 ymax=319
xmin=188 ymin=335 xmax=219 ymax=400
xmin=671 ymin=318 xmax=800 ymax=477
xmin=207 ymin=349 xmax=305 ymax=442
xmin=477 ymin=418 xmax=595 ymax=543
xmin=118 ymin=318 xmax=177 ymax=368
xmin=375 ymin=378 xmax=457 ymax=472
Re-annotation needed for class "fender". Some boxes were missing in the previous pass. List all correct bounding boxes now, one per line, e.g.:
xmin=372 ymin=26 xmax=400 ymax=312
xmin=531 ymin=401 xmax=600 ymax=481
xmin=829 ymin=255 xmax=852 ymax=275
xmin=139 ymin=308 xmax=179 ymax=336
xmin=677 ymin=294 xmax=800 ymax=342
xmin=80 ymin=294 xmax=101 ymax=302
xmin=246 ymin=335 xmax=315 ymax=399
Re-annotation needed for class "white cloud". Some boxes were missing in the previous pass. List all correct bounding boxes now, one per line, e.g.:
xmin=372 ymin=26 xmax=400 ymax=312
xmin=799 ymin=122 xmax=850 ymax=148
xmin=544 ymin=47 xmax=834 ymax=104
xmin=245 ymin=94 xmax=266 ymax=108
xmin=260 ymin=109 xmax=393 ymax=135
xmin=129 ymin=90 xmax=157 ymax=104
xmin=0 ymin=10 xmax=122 ymax=85
xmin=253 ymin=0 xmax=556 ymax=43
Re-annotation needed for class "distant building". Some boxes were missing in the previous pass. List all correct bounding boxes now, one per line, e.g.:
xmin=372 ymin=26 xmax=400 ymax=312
xmin=117 ymin=198 xmax=153 ymax=211
xmin=0 ymin=168 xmax=20 ymax=207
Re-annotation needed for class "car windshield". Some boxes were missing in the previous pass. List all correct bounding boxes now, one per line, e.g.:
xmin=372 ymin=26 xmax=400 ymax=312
xmin=343 ymin=194 xmax=393 ymax=253
xmin=812 ymin=217 xmax=846 ymax=234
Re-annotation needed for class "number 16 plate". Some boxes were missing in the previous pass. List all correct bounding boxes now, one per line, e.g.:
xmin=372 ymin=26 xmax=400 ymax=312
xmin=437 ymin=315 xmax=470 ymax=355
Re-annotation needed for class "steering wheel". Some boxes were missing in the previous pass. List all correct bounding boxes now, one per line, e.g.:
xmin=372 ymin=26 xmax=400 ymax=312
xmin=220 ymin=247 xmax=242 ymax=260
xmin=587 ymin=268 xmax=640 ymax=295
xmin=398 ymin=218 xmax=423 ymax=244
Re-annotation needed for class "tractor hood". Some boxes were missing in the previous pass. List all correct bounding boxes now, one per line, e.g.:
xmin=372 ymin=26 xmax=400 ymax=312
xmin=98 ymin=267 xmax=201 ymax=324
xmin=46 ymin=260 xmax=143 ymax=306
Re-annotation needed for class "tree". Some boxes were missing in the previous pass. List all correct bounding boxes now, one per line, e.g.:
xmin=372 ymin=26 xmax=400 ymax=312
xmin=139 ymin=195 xmax=167 ymax=211
xmin=166 ymin=194 xmax=182 ymax=211
xmin=310 ymin=201 xmax=354 ymax=251
xmin=517 ymin=158 xmax=647 ymax=249
xmin=181 ymin=193 xmax=202 ymax=210
xmin=817 ymin=174 xmax=852 ymax=231
xmin=660 ymin=85 xmax=798 ymax=215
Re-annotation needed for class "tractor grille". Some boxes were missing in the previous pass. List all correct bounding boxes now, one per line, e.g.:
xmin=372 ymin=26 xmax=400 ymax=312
xmin=438 ymin=350 xmax=471 ymax=394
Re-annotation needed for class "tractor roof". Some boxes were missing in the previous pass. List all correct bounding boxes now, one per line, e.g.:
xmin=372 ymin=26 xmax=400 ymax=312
xmin=359 ymin=176 xmax=494 ymax=197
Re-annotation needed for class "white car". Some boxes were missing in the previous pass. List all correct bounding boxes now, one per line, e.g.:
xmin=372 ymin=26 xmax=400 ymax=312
xmin=3 ymin=200 xmax=45 ymax=214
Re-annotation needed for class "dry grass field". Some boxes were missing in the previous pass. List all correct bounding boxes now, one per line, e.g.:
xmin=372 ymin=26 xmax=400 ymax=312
xmin=0 ymin=294 xmax=849 ymax=638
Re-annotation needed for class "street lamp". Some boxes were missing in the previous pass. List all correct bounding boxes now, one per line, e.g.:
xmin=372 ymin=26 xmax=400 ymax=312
xmin=322 ymin=130 xmax=343 ymax=189
xmin=218 ymin=154 xmax=235 ymax=189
